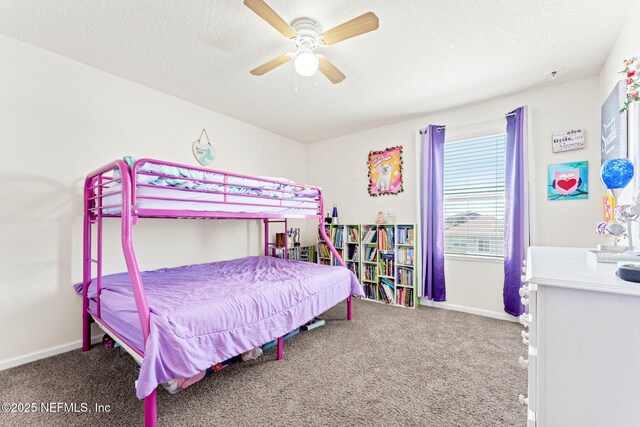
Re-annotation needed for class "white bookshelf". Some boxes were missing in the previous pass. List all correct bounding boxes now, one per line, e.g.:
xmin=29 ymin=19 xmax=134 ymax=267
xmin=320 ymin=223 xmax=417 ymax=309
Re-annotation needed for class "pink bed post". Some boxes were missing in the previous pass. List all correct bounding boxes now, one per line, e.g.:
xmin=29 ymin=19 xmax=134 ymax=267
xmin=82 ymin=175 xmax=94 ymax=351
xmin=120 ymin=164 xmax=156 ymax=427
xmin=317 ymin=194 xmax=352 ymax=321
xmin=85 ymin=160 xmax=157 ymax=427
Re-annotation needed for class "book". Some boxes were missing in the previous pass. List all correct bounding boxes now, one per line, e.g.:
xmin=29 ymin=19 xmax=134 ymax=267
xmin=302 ymin=318 xmax=326 ymax=331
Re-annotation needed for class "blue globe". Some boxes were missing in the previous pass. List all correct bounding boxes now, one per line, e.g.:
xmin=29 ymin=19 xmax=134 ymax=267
xmin=600 ymin=158 xmax=635 ymax=189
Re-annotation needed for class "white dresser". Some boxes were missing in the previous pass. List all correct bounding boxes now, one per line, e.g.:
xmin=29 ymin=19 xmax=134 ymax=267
xmin=520 ymin=246 xmax=640 ymax=427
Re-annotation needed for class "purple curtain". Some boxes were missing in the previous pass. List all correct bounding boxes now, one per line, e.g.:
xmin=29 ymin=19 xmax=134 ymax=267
xmin=420 ymin=125 xmax=446 ymax=301
xmin=504 ymin=107 xmax=528 ymax=316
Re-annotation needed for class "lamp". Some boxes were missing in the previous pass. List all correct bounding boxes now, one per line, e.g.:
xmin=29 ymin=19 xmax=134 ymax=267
xmin=294 ymin=50 xmax=319 ymax=76
xmin=601 ymin=158 xmax=634 ymax=198
xmin=598 ymin=158 xmax=635 ymax=253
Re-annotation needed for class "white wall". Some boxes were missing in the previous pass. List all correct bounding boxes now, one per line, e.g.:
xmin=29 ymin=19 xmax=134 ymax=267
xmin=599 ymin=1 xmax=640 ymax=199
xmin=599 ymin=0 xmax=640 ymax=103
xmin=0 ymin=34 xmax=312 ymax=365
xmin=308 ymin=76 xmax=601 ymax=317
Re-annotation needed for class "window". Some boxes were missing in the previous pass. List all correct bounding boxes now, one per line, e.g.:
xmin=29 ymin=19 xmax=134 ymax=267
xmin=443 ymin=134 xmax=506 ymax=258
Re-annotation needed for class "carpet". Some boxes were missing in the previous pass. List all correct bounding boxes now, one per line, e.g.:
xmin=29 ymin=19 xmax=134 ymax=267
xmin=0 ymin=299 xmax=527 ymax=426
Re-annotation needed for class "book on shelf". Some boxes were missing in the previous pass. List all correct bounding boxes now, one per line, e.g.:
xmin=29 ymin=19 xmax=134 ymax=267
xmin=377 ymin=226 xmax=394 ymax=251
xmin=397 ymin=226 xmax=415 ymax=245
xmin=347 ymin=262 xmax=360 ymax=279
xmin=397 ymin=247 xmax=414 ymax=265
xmin=347 ymin=244 xmax=359 ymax=261
xmin=365 ymin=246 xmax=378 ymax=262
xmin=362 ymin=226 xmax=377 ymax=244
xmin=397 ymin=267 xmax=413 ymax=286
xmin=380 ymin=277 xmax=395 ymax=289
xmin=347 ymin=226 xmax=359 ymax=243
xmin=318 ymin=242 xmax=331 ymax=259
xmin=396 ymin=287 xmax=414 ymax=307
xmin=363 ymin=264 xmax=377 ymax=281
xmin=379 ymin=252 xmax=394 ymax=277
xmin=378 ymin=283 xmax=393 ymax=303
xmin=331 ymin=227 xmax=344 ymax=248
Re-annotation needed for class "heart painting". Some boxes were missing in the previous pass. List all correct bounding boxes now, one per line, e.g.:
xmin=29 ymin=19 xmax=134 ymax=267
xmin=548 ymin=161 xmax=588 ymax=201
xmin=192 ymin=129 xmax=215 ymax=166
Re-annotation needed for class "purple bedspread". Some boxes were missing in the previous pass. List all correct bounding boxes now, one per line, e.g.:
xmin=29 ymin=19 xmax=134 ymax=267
xmin=74 ymin=256 xmax=363 ymax=399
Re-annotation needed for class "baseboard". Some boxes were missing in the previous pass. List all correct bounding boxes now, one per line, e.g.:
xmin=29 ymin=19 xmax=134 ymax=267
xmin=420 ymin=298 xmax=517 ymax=322
xmin=0 ymin=334 xmax=103 ymax=371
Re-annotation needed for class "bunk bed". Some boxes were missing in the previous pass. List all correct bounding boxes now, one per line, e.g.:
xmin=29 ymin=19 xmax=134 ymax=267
xmin=79 ymin=158 xmax=363 ymax=427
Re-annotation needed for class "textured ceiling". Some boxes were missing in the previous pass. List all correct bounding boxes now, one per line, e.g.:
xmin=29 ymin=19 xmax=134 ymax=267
xmin=0 ymin=0 xmax=633 ymax=143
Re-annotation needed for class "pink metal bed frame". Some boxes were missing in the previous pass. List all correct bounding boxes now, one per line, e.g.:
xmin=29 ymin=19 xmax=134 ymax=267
xmin=81 ymin=158 xmax=350 ymax=427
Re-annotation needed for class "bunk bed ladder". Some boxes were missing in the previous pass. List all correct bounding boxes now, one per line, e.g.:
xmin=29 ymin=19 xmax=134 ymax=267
xmin=318 ymin=221 xmax=352 ymax=320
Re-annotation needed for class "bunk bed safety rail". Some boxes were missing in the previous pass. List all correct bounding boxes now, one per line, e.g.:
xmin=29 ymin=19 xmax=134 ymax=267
xmin=128 ymin=158 xmax=322 ymax=218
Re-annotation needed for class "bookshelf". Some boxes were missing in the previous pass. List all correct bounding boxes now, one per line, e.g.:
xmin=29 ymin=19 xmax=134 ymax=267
xmin=344 ymin=225 xmax=361 ymax=282
xmin=319 ymin=223 xmax=418 ymax=309
xmin=274 ymin=245 xmax=316 ymax=262
xmin=360 ymin=224 xmax=417 ymax=309
xmin=317 ymin=224 xmax=331 ymax=265
xmin=317 ymin=224 xmax=361 ymax=281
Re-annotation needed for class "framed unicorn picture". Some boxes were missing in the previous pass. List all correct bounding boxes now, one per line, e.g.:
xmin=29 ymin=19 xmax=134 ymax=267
xmin=367 ymin=146 xmax=404 ymax=196
xmin=547 ymin=161 xmax=589 ymax=201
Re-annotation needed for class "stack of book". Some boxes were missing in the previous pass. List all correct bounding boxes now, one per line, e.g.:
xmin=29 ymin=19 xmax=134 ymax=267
xmin=396 ymin=287 xmax=414 ymax=307
xmin=319 ymin=242 xmax=331 ymax=259
xmin=363 ymin=264 xmax=377 ymax=281
xmin=362 ymin=226 xmax=377 ymax=244
xmin=347 ymin=262 xmax=359 ymax=279
xmin=380 ymin=253 xmax=394 ymax=276
xmin=378 ymin=227 xmax=394 ymax=251
xmin=365 ymin=246 xmax=378 ymax=262
xmin=397 ymin=267 xmax=413 ymax=286
xmin=347 ymin=226 xmax=359 ymax=243
xmin=379 ymin=279 xmax=395 ymax=303
xmin=397 ymin=247 xmax=414 ymax=265
xmin=331 ymin=227 xmax=344 ymax=248
xmin=397 ymin=226 xmax=415 ymax=245
xmin=347 ymin=245 xmax=359 ymax=261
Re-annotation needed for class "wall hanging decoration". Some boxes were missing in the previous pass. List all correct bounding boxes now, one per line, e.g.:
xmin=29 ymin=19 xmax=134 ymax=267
xmin=367 ymin=145 xmax=403 ymax=196
xmin=552 ymin=129 xmax=585 ymax=153
xmin=601 ymin=80 xmax=628 ymax=164
xmin=547 ymin=161 xmax=589 ymax=201
xmin=192 ymin=129 xmax=215 ymax=166
xmin=620 ymin=57 xmax=640 ymax=113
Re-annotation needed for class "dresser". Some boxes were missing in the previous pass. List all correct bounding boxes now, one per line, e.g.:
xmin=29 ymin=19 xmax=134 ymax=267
xmin=520 ymin=247 xmax=640 ymax=426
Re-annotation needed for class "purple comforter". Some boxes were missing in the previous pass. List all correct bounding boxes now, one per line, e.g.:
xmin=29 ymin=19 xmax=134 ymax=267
xmin=75 ymin=256 xmax=363 ymax=399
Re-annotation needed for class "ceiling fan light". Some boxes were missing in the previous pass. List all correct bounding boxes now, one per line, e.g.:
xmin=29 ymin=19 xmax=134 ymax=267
xmin=294 ymin=51 xmax=319 ymax=76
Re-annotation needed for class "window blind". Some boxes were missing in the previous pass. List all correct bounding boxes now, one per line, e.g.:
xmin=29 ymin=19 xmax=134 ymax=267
xmin=443 ymin=134 xmax=506 ymax=258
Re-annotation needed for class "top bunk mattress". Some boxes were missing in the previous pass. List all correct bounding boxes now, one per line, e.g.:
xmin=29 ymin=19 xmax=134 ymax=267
xmin=75 ymin=256 xmax=364 ymax=399
xmin=102 ymin=156 xmax=320 ymax=216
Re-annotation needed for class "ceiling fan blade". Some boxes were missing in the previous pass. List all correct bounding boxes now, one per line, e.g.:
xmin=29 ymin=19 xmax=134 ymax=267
xmin=243 ymin=0 xmax=297 ymax=39
xmin=320 ymin=12 xmax=379 ymax=45
xmin=250 ymin=53 xmax=294 ymax=76
xmin=317 ymin=56 xmax=346 ymax=84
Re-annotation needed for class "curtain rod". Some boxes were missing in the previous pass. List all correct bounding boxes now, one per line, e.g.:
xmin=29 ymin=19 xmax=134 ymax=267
xmin=419 ymin=112 xmax=517 ymax=134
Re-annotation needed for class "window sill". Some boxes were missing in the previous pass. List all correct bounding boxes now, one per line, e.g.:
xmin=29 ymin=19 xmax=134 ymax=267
xmin=445 ymin=254 xmax=504 ymax=264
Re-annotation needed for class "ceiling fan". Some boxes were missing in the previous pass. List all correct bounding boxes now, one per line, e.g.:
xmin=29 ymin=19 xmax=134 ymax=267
xmin=244 ymin=0 xmax=379 ymax=84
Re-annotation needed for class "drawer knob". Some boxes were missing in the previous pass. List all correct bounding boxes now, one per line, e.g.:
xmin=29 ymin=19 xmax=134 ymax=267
xmin=518 ymin=394 xmax=529 ymax=405
xmin=519 ymin=313 xmax=532 ymax=325
xmin=518 ymin=356 xmax=529 ymax=369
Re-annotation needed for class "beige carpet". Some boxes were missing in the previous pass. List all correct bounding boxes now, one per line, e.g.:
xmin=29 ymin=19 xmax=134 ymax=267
xmin=0 ymin=299 xmax=527 ymax=426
